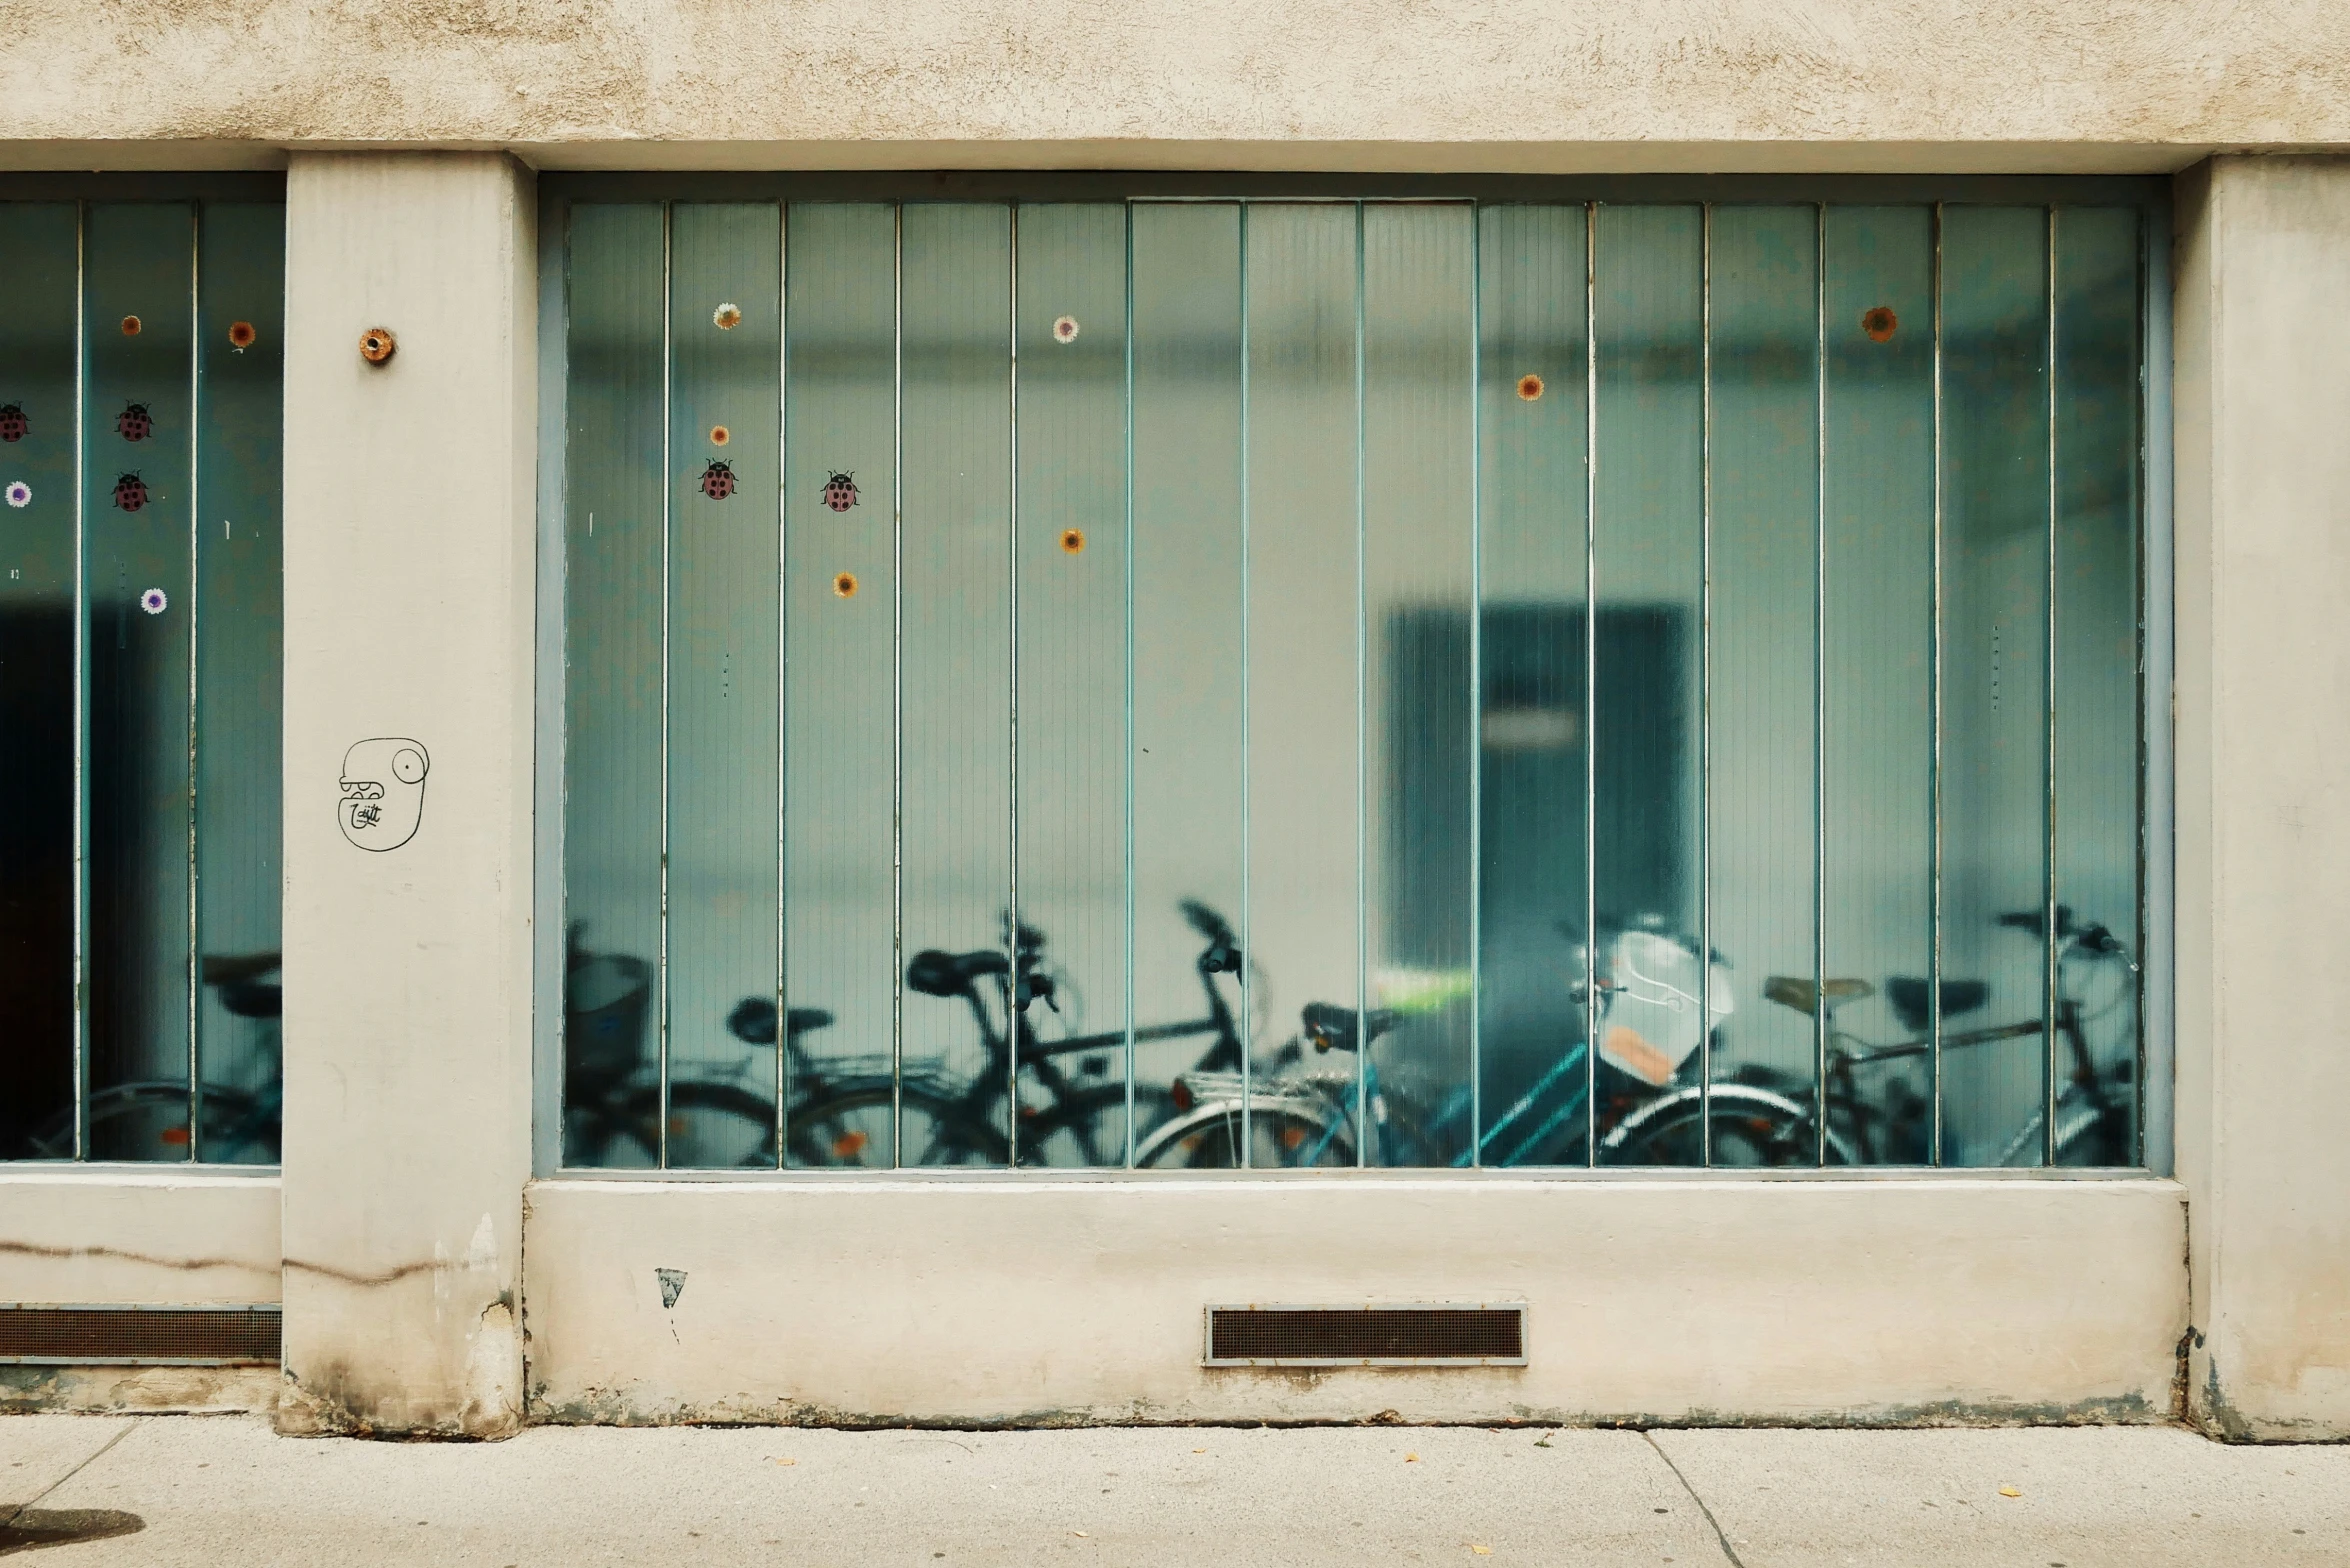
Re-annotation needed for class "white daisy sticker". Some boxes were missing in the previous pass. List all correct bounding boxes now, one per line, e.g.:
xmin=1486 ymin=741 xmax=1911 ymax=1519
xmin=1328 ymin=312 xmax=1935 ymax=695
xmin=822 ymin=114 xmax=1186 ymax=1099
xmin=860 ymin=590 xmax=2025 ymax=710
xmin=3 ymin=480 xmax=28 ymax=508
xmin=1052 ymin=315 xmax=1080 ymax=343
xmin=139 ymin=587 xmax=168 ymax=615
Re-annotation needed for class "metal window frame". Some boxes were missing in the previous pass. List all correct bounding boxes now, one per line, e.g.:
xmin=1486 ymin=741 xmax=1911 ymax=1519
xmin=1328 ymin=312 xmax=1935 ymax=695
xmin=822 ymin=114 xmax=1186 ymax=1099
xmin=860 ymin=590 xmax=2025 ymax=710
xmin=529 ymin=173 xmax=2174 ymax=1182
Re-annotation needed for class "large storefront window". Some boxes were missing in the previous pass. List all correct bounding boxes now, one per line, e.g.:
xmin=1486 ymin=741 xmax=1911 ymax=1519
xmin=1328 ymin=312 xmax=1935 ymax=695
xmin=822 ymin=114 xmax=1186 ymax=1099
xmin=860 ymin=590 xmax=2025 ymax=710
xmin=552 ymin=185 xmax=2151 ymax=1172
xmin=0 ymin=191 xmax=286 ymax=1162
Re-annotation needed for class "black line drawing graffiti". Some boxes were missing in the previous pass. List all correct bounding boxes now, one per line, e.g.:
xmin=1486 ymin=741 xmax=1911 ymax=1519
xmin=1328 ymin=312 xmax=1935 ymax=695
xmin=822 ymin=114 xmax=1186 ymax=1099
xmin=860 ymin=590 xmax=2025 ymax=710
xmin=339 ymin=738 xmax=429 ymax=851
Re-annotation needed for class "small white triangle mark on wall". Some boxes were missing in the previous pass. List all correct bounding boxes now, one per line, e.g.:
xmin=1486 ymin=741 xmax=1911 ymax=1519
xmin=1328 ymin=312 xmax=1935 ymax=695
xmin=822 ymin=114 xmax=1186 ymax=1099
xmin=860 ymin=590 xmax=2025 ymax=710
xmin=656 ymin=1268 xmax=687 ymax=1310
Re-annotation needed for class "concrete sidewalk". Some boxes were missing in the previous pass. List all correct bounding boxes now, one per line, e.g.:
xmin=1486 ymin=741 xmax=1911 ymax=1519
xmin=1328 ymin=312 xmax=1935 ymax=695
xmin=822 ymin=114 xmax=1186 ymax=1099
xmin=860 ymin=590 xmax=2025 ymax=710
xmin=2 ymin=1416 xmax=2342 ymax=1566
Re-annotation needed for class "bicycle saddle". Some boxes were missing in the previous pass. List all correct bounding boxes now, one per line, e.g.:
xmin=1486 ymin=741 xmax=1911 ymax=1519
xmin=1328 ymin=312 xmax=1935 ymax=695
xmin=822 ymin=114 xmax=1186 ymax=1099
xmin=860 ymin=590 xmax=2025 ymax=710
xmin=725 ymin=998 xmax=835 ymax=1046
xmin=1300 ymin=1002 xmax=1403 ymax=1052
xmin=906 ymin=947 xmax=1011 ymax=998
xmin=1762 ymin=976 xmax=1873 ymax=1016
xmin=1885 ymin=978 xmax=1990 ymax=1035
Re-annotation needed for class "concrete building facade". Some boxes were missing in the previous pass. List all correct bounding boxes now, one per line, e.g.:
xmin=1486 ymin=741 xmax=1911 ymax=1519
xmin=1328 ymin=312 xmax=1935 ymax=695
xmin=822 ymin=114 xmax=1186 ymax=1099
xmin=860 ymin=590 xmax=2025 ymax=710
xmin=1 ymin=1 xmax=2346 ymax=1443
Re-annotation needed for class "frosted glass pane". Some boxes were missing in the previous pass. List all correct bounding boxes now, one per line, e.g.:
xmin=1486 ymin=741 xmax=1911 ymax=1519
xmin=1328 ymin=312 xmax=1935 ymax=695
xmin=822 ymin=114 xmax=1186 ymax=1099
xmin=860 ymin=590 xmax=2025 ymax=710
xmin=1821 ymin=205 xmax=1936 ymax=1164
xmin=1128 ymin=204 xmax=1250 ymax=1166
xmin=1245 ymin=205 xmax=1362 ymax=1165
xmin=899 ymin=202 xmax=1012 ymax=1165
xmin=782 ymin=203 xmax=900 ymax=1167
xmin=1705 ymin=205 xmax=1820 ymax=1163
xmin=1940 ymin=205 xmax=2051 ymax=1168
xmin=1363 ymin=204 xmax=1474 ymax=1167
xmin=84 ymin=202 xmax=196 ymax=1161
xmin=665 ymin=203 xmax=781 ymax=1167
xmin=1013 ymin=203 xmax=1132 ymax=1166
xmin=1590 ymin=205 xmax=1703 ymax=1165
xmin=1475 ymin=204 xmax=1591 ymax=1168
xmin=562 ymin=204 xmax=666 ymax=1169
xmin=194 ymin=202 xmax=285 ymax=1164
xmin=2053 ymin=206 xmax=2142 ymax=1167
xmin=0 ymin=202 xmax=80 ymax=1159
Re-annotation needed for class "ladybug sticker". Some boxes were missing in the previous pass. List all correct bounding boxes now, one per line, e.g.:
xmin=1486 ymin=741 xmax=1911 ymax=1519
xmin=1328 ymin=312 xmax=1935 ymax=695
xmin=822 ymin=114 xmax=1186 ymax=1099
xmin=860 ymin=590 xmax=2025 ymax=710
xmin=113 ymin=473 xmax=149 ymax=513
xmin=0 ymin=403 xmax=26 ymax=443
xmin=821 ymin=471 xmax=859 ymax=513
xmin=699 ymin=460 xmax=736 ymax=501
xmin=116 ymin=403 xmax=154 ymax=442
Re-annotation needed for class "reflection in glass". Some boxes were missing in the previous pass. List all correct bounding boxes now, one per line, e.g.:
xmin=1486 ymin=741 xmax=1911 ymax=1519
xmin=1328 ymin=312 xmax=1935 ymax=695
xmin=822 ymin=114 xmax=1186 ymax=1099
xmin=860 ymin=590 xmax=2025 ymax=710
xmin=0 ymin=203 xmax=80 ymax=1159
xmin=1939 ymin=205 xmax=2051 ymax=1167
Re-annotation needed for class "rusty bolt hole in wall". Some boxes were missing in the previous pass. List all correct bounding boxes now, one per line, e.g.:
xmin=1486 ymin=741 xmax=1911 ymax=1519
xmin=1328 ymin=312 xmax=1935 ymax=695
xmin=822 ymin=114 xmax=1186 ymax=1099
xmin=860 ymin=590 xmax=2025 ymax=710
xmin=359 ymin=327 xmax=396 ymax=364
xmin=0 ymin=1304 xmax=281 ymax=1366
xmin=1204 ymin=1304 xmax=1526 ymax=1367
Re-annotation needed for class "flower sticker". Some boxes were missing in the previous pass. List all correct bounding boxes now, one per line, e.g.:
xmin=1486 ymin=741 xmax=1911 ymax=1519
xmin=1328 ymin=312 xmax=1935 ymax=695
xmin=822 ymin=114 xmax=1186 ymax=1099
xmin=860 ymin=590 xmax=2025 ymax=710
xmin=4 ymin=481 xmax=29 ymax=509
xmin=1052 ymin=315 xmax=1080 ymax=344
xmin=713 ymin=303 xmax=743 ymax=330
xmin=120 ymin=315 xmax=142 ymax=337
xmin=832 ymin=572 xmax=858 ymax=598
xmin=1517 ymin=374 xmax=1545 ymax=402
xmin=139 ymin=587 xmax=168 ymax=615
xmin=228 ymin=321 xmax=257 ymax=351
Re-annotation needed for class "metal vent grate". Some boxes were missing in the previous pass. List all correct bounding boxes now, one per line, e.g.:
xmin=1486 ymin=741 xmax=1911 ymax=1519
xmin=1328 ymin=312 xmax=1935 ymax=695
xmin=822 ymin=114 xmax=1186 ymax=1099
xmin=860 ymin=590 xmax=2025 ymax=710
xmin=1204 ymin=1303 xmax=1526 ymax=1367
xmin=0 ymin=1304 xmax=281 ymax=1366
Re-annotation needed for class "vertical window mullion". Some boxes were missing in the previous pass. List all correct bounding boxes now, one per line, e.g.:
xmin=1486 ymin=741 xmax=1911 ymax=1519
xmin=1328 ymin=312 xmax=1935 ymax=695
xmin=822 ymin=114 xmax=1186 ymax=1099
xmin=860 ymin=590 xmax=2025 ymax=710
xmin=889 ymin=202 xmax=905 ymax=1168
xmin=1928 ymin=200 xmax=1947 ymax=1166
xmin=1581 ymin=200 xmax=1598 ymax=1170
xmin=185 ymin=202 xmax=203 ymax=1163
xmin=2043 ymin=205 xmax=2062 ymax=1167
xmin=655 ymin=203 xmax=674 ymax=1171
xmin=1352 ymin=200 xmax=1368 ymax=1167
xmin=72 ymin=199 xmax=89 ymax=1164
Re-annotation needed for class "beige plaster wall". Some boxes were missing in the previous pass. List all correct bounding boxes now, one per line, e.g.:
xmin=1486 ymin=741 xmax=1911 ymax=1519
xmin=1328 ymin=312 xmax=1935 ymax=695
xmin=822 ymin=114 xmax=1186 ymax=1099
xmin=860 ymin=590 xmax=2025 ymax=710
xmin=2173 ymin=155 xmax=2350 ymax=1442
xmin=524 ymin=1176 xmax=2187 ymax=1425
xmin=0 ymin=1 xmax=2347 ymax=171
xmin=276 ymin=152 xmax=538 ymax=1438
xmin=0 ymin=1170 xmax=279 ymax=1304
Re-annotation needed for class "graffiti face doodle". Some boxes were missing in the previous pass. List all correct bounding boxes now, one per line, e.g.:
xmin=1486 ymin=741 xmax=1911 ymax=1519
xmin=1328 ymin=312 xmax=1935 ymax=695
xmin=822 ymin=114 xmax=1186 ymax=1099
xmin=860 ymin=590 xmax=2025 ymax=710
xmin=116 ymin=403 xmax=154 ymax=442
xmin=113 ymin=473 xmax=148 ymax=513
xmin=700 ymin=460 xmax=736 ymax=501
xmin=339 ymin=738 xmax=430 ymax=852
xmin=822 ymin=471 xmax=859 ymax=513
xmin=0 ymin=404 xmax=26 ymax=443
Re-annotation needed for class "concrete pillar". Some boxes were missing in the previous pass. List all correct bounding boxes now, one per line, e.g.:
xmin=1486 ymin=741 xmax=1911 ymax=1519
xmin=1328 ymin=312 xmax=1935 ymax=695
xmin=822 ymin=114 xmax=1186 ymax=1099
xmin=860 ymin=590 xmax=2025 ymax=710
xmin=277 ymin=153 xmax=537 ymax=1437
xmin=2173 ymin=154 xmax=2350 ymax=1440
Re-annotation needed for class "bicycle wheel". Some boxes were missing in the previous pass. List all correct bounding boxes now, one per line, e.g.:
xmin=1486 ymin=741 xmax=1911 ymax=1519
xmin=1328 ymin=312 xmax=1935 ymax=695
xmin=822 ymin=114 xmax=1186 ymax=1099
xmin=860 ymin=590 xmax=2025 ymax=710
xmin=1601 ymin=1084 xmax=1851 ymax=1167
xmin=788 ymin=1081 xmax=1009 ymax=1168
xmin=609 ymin=1081 xmax=782 ymax=1168
xmin=1016 ymin=1085 xmax=1178 ymax=1168
xmin=1134 ymin=1100 xmax=1357 ymax=1169
xmin=26 ymin=1082 xmax=269 ymax=1163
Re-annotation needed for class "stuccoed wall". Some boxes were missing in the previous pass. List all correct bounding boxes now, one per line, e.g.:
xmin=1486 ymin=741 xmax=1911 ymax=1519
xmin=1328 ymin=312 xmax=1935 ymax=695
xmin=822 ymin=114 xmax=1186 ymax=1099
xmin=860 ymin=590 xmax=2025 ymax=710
xmin=0 ymin=0 xmax=2346 ymax=170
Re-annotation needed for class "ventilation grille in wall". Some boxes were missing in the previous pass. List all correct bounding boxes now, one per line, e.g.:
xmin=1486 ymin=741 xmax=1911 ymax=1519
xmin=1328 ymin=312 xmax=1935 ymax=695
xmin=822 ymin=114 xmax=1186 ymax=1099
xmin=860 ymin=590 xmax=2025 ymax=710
xmin=0 ymin=1304 xmax=281 ymax=1365
xmin=1203 ymin=1303 xmax=1527 ymax=1367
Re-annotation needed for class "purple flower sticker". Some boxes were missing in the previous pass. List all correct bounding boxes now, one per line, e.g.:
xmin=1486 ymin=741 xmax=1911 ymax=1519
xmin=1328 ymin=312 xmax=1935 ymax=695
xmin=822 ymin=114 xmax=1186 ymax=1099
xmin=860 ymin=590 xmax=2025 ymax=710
xmin=139 ymin=587 xmax=168 ymax=616
xmin=3 ymin=480 xmax=28 ymax=509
